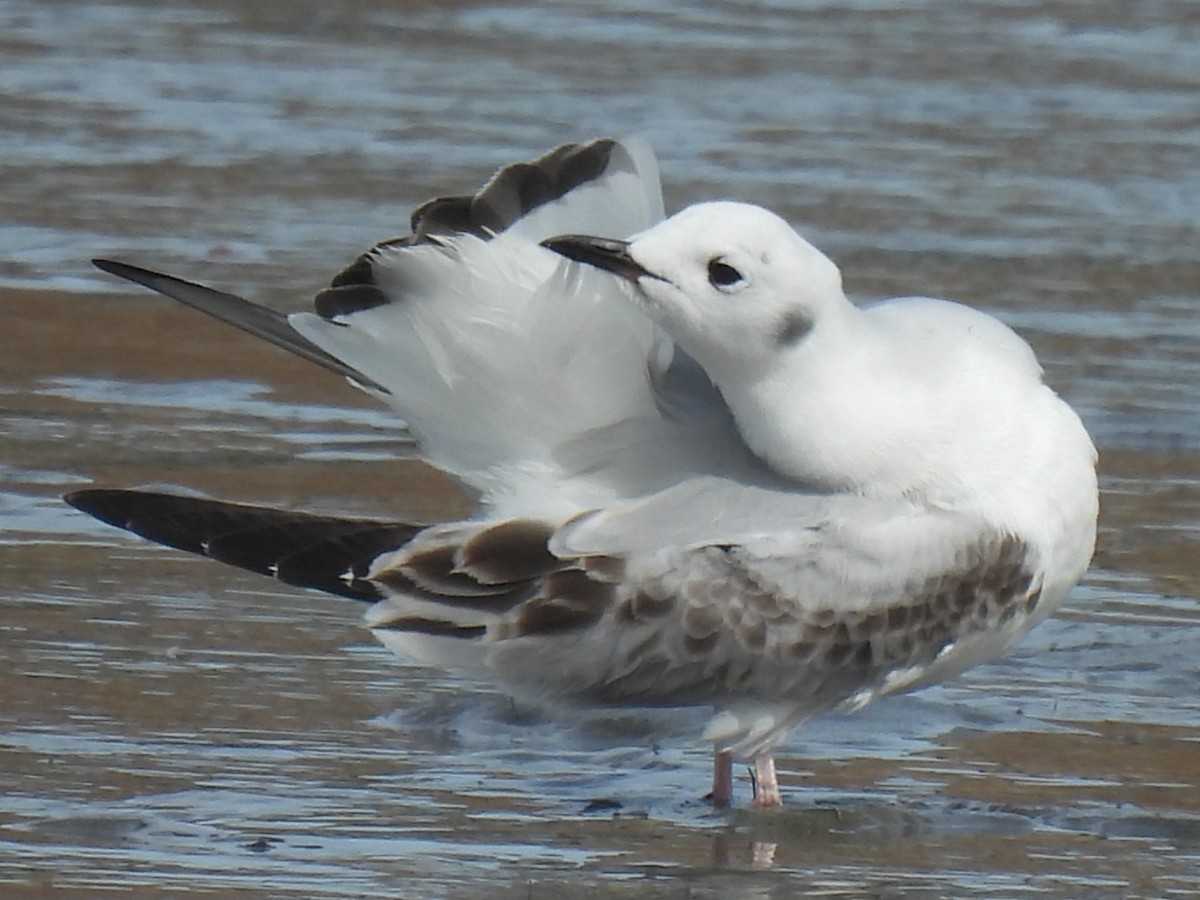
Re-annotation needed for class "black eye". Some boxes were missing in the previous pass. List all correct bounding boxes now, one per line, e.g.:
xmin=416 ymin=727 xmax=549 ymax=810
xmin=707 ymin=259 xmax=743 ymax=288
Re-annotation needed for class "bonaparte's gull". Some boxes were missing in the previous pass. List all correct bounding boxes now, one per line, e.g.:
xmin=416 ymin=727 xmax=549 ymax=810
xmin=67 ymin=138 xmax=1098 ymax=807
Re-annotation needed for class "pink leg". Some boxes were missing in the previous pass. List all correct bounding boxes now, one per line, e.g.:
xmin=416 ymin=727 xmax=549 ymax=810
xmin=751 ymin=750 xmax=782 ymax=807
xmin=711 ymin=749 xmax=733 ymax=807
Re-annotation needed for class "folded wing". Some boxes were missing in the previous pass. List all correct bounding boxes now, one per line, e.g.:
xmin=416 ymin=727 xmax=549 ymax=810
xmin=67 ymin=484 xmax=1044 ymax=730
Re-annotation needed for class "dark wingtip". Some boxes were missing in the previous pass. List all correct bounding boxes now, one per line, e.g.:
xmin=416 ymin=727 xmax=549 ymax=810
xmin=64 ymin=488 xmax=133 ymax=529
xmin=92 ymin=258 xmax=158 ymax=283
xmin=64 ymin=488 xmax=422 ymax=602
xmin=64 ymin=488 xmax=210 ymax=556
xmin=399 ymin=138 xmax=622 ymax=247
xmin=86 ymin=258 xmax=389 ymax=394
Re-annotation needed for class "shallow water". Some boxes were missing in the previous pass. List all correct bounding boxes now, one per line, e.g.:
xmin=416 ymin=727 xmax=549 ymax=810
xmin=3 ymin=1 xmax=1200 ymax=897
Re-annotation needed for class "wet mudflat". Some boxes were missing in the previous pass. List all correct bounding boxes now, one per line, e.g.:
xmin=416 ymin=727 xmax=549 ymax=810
xmin=2 ymin=1 xmax=1199 ymax=897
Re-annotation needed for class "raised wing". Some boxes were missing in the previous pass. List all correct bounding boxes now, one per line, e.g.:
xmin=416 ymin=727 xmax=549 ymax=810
xmin=280 ymin=140 xmax=750 ymax=512
xmin=90 ymin=139 xmax=656 ymax=384
xmin=89 ymin=139 xmax=737 ymax=516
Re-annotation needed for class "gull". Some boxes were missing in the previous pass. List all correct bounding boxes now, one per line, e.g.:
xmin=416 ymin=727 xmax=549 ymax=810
xmin=67 ymin=138 xmax=1098 ymax=807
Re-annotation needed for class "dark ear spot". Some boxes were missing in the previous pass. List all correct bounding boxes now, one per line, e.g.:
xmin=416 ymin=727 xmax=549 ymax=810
xmin=775 ymin=310 xmax=812 ymax=347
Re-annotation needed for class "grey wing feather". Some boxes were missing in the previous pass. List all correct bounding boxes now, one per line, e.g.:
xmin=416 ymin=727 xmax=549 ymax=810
xmin=549 ymin=476 xmax=840 ymax=557
xmin=91 ymin=258 xmax=387 ymax=392
xmin=92 ymin=139 xmax=659 ymax=401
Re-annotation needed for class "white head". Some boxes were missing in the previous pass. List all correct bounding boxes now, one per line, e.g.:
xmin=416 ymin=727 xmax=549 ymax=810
xmin=544 ymin=201 xmax=851 ymax=384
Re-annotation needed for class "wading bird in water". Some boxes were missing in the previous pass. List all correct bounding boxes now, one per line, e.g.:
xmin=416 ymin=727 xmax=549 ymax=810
xmin=69 ymin=138 xmax=1097 ymax=807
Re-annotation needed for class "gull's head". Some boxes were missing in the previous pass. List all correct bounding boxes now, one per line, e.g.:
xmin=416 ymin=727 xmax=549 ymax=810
xmin=542 ymin=201 xmax=849 ymax=382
